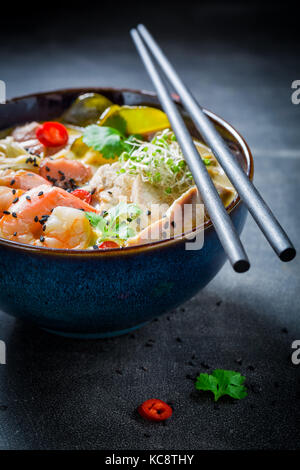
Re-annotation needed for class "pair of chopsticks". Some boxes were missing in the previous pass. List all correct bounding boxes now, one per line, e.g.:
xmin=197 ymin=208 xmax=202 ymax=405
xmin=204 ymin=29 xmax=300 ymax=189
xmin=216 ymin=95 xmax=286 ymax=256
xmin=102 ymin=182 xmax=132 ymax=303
xmin=130 ymin=24 xmax=296 ymax=273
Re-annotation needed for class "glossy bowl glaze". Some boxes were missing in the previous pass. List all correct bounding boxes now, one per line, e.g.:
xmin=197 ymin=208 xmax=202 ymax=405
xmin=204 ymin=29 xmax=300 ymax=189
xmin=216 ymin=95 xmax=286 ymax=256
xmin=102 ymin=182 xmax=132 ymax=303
xmin=0 ymin=88 xmax=253 ymax=338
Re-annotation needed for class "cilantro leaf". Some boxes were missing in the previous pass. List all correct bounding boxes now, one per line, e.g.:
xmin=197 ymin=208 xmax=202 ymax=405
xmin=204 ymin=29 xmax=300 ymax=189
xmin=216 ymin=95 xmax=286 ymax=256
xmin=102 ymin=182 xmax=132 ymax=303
xmin=85 ymin=202 xmax=141 ymax=243
xmin=203 ymin=158 xmax=211 ymax=166
xmin=85 ymin=212 xmax=103 ymax=228
xmin=195 ymin=369 xmax=247 ymax=402
xmin=103 ymin=115 xmax=127 ymax=135
xmin=83 ymin=125 xmax=131 ymax=159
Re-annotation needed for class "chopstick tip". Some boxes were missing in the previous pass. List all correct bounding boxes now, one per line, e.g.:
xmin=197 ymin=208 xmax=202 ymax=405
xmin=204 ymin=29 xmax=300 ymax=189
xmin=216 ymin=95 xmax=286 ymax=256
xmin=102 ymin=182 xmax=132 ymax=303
xmin=233 ymin=259 xmax=250 ymax=273
xmin=279 ymin=246 xmax=296 ymax=262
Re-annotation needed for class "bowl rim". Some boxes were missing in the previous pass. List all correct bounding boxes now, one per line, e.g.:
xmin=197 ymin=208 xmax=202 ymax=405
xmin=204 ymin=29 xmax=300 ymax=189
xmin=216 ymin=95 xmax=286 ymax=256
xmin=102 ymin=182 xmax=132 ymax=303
xmin=0 ymin=87 xmax=254 ymax=257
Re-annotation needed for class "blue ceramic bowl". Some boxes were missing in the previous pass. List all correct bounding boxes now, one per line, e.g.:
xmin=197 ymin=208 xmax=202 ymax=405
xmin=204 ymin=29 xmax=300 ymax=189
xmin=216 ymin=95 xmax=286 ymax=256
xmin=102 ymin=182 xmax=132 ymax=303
xmin=0 ymin=88 xmax=253 ymax=338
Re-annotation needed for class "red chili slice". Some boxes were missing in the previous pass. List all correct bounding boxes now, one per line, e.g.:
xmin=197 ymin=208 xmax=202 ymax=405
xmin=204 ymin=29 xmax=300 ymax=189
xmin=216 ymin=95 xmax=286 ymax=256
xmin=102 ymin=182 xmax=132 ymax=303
xmin=36 ymin=122 xmax=69 ymax=147
xmin=138 ymin=399 xmax=173 ymax=422
xmin=98 ymin=241 xmax=120 ymax=249
xmin=71 ymin=189 xmax=92 ymax=204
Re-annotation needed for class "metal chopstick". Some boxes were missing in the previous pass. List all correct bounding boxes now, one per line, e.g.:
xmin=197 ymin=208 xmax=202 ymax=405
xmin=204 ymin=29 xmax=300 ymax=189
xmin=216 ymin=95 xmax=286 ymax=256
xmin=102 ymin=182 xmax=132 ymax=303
xmin=130 ymin=28 xmax=250 ymax=273
xmin=137 ymin=24 xmax=296 ymax=263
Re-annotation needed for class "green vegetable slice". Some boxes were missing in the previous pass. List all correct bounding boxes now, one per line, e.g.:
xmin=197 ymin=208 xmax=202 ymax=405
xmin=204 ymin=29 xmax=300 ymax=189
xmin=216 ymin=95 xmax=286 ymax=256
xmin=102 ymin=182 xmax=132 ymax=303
xmin=62 ymin=93 xmax=113 ymax=127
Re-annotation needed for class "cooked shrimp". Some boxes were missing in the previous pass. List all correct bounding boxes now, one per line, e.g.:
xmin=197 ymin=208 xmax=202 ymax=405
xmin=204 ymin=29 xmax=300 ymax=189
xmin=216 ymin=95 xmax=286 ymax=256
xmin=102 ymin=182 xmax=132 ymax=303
xmin=43 ymin=206 xmax=94 ymax=249
xmin=39 ymin=158 xmax=92 ymax=189
xmin=0 ymin=187 xmax=24 ymax=217
xmin=0 ymin=184 xmax=97 ymax=246
xmin=0 ymin=169 xmax=51 ymax=191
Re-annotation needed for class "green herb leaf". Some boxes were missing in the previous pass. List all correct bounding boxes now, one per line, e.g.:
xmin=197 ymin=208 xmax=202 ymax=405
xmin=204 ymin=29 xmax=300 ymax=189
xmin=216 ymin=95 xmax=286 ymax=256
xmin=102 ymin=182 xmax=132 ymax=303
xmin=195 ymin=369 xmax=247 ymax=402
xmin=85 ymin=212 xmax=103 ymax=228
xmin=85 ymin=202 xmax=141 ymax=243
xmin=203 ymin=158 xmax=211 ymax=166
xmin=83 ymin=125 xmax=131 ymax=159
xmin=102 ymin=115 xmax=127 ymax=135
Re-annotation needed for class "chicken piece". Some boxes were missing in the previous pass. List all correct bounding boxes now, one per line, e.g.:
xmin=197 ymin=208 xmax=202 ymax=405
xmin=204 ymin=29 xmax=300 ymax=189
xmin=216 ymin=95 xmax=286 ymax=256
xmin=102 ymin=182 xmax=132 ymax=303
xmin=86 ymin=162 xmax=133 ymax=208
xmin=86 ymin=163 xmax=178 ymax=229
xmin=126 ymin=187 xmax=204 ymax=246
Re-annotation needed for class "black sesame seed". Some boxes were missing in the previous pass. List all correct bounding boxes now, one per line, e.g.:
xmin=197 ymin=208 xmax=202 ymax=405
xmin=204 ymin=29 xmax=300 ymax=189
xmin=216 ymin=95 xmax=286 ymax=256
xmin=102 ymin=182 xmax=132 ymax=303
xmin=34 ymin=216 xmax=38 ymax=222
xmin=38 ymin=191 xmax=44 ymax=197
xmin=12 ymin=189 xmax=16 ymax=195
xmin=43 ymin=225 xmax=46 ymax=231
xmin=26 ymin=196 xmax=31 ymax=201
xmin=40 ymin=236 xmax=45 ymax=243
xmin=10 ymin=179 xmax=15 ymax=186
xmin=171 ymin=220 xmax=176 ymax=227
xmin=13 ymin=232 xmax=17 ymax=236
xmin=200 ymin=362 xmax=210 ymax=369
xmin=12 ymin=197 xmax=19 ymax=204
xmin=45 ymin=166 xmax=50 ymax=172
xmin=3 ymin=210 xmax=10 ymax=215
xmin=146 ymin=210 xmax=151 ymax=216
xmin=12 ymin=212 xmax=17 ymax=218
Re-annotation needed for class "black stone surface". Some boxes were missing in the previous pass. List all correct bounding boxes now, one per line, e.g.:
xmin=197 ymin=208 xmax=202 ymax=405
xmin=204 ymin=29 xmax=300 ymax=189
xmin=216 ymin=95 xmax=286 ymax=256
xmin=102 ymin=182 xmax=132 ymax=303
xmin=0 ymin=2 xmax=299 ymax=450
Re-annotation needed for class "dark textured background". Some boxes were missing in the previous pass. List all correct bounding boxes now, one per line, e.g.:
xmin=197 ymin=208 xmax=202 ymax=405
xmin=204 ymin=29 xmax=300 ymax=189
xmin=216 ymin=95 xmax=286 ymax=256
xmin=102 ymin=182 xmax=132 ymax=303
xmin=0 ymin=1 xmax=299 ymax=450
